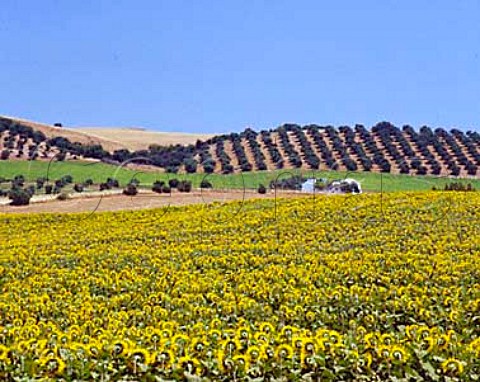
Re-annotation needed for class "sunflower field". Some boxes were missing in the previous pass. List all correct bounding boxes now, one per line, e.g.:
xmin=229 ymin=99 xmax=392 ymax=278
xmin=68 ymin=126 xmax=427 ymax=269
xmin=0 ymin=192 xmax=479 ymax=381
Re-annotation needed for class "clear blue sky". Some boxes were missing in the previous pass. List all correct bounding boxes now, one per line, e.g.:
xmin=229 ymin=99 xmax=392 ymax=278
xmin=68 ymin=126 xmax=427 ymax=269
xmin=1 ymin=1 xmax=479 ymax=133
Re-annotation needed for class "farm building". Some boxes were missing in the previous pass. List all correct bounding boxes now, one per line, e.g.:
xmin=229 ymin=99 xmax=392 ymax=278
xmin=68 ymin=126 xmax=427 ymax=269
xmin=328 ymin=178 xmax=362 ymax=194
xmin=301 ymin=178 xmax=316 ymax=193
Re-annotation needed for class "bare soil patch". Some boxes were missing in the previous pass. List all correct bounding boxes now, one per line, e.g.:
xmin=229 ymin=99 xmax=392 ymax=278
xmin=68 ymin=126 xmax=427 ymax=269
xmin=74 ymin=128 xmax=214 ymax=151
xmin=1 ymin=190 xmax=310 ymax=214
xmin=2 ymin=115 xmax=126 ymax=152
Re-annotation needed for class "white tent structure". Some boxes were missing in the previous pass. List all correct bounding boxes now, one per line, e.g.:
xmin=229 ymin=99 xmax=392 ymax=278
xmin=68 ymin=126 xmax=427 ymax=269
xmin=345 ymin=178 xmax=362 ymax=193
xmin=328 ymin=178 xmax=362 ymax=194
xmin=301 ymin=178 xmax=316 ymax=193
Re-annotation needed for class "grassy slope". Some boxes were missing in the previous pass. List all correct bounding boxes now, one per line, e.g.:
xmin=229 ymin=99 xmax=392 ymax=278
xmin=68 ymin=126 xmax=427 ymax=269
xmin=1 ymin=159 xmax=479 ymax=192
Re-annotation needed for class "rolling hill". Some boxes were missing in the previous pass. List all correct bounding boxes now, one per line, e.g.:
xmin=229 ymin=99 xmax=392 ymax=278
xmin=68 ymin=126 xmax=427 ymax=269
xmin=75 ymin=127 xmax=214 ymax=151
xmin=1 ymin=115 xmax=480 ymax=178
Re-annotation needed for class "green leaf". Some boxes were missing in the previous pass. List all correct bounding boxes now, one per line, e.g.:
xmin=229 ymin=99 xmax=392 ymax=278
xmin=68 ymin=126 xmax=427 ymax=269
xmin=420 ymin=361 xmax=440 ymax=382
xmin=405 ymin=365 xmax=424 ymax=381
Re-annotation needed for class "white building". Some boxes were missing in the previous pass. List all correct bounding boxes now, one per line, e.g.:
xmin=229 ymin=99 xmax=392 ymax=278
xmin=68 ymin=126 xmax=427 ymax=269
xmin=328 ymin=178 xmax=362 ymax=194
xmin=301 ymin=178 xmax=316 ymax=193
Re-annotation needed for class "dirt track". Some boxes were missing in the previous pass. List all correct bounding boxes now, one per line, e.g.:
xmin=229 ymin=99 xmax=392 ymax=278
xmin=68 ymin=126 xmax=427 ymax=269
xmin=1 ymin=190 xmax=310 ymax=214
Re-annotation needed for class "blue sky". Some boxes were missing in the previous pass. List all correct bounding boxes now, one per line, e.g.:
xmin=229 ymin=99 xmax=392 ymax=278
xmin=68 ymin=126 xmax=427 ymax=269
xmin=1 ymin=1 xmax=479 ymax=133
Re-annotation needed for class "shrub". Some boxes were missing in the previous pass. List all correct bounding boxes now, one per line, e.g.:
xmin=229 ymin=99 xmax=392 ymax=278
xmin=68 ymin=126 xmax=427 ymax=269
xmin=222 ymin=164 xmax=234 ymax=174
xmin=166 ymin=165 xmax=179 ymax=174
xmin=258 ymin=184 xmax=267 ymax=194
xmin=62 ymin=175 xmax=73 ymax=184
xmin=129 ymin=178 xmax=140 ymax=187
xmin=56 ymin=151 xmax=66 ymax=161
xmin=84 ymin=179 xmax=94 ymax=186
xmin=12 ymin=175 xmax=25 ymax=187
xmin=416 ymin=166 xmax=427 ymax=176
xmin=184 ymin=159 xmax=198 ymax=173
xmin=57 ymin=192 xmax=69 ymax=201
xmin=8 ymin=188 xmax=32 ymax=206
xmin=45 ymin=185 xmax=53 ymax=194
xmin=1 ymin=150 xmax=10 ymax=160
xmin=467 ymin=165 xmax=478 ymax=176
xmin=241 ymin=162 xmax=253 ymax=172
xmin=161 ymin=185 xmax=171 ymax=193
xmin=257 ymin=163 xmax=267 ymax=171
xmin=444 ymin=182 xmax=475 ymax=192
xmin=169 ymin=179 xmax=179 ymax=189
xmin=450 ymin=166 xmax=460 ymax=176
xmin=200 ymin=180 xmax=213 ymax=189
xmin=269 ymin=175 xmax=306 ymax=191
xmin=36 ymin=177 xmax=46 ymax=189
xmin=26 ymin=185 xmax=35 ymax=196
xmin=73 ymin=183 xmax=84 ymax=193
xmin=123 ymin=184 xmax=138 ymax=196
xmin=152 ymin=181 xmax=165 ymax=193
xmin=106 ymin=178 xmax=119 ymax=188
xmin=203 ymin=163 xmax=215 ymax=173
xmin=177 ymin=180 xmax=192 ymax=193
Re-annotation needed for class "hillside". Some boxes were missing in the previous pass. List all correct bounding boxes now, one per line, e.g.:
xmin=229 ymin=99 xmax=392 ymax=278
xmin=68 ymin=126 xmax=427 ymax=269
xmin=75 ymin=127 xmax=213 ymax=151
xmin=0 ymin=115 xmax=213 ymax=153
xmin=1 ymin=115 xmax=479 ymax=178
xmin=0 ymin=115 xmax=127 ymax=152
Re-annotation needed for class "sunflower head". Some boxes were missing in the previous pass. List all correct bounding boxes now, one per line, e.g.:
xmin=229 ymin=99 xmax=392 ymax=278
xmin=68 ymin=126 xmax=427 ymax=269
xmin=280 ymin=325 xmax=294 ymax=339
xmin=377 ymin=345 xmax=390 ymax=359
xmin=0 ymin=345 xmax=10 ymax=363
xmin=390 ymin=345 xmax=408 ymax=363
xmin=190 ymin=338 xmax=209 ymax=354
xmin=302 ymin=339 xmax=317 ymax=354
xmin=275 ymin=344 xmax=293 ymax=360
xmin=301 ymin=352 xmax=317 ymax=370
xmin=259 ymin=322 xmax=274 ymax=334
xmin=380 ymin=333 xmax=394 ymax=345
xmin=420 ymin=336 xmax=435 ymax=353
xmin=222 ymin=338 xmax=241 ymax=354
xmin=153 ymin=349 xmax=175 ymax=368
xmin=292 ymin=336 xmax=303 ymax=351
xmin=218 ymin=352 xmax=234 ymax=373
xmin=232 ymin=354 xmax=247 ymax=370
xmin=441 ymin=358 xmax=464 ymax=376
xmin=260 ymin=345 xmax=275 ymax=361
xmin=111 ymin=340 xmax=130 ymax=357
xmin=179 ymin=356 xmax=201 ymax=375
xmin=253 ymin=331 xmax=269 ymax=345
xmin=306 ymin=311 xmax=316 ymax=322
xmin=130 ymin=348 xmax=152 ymax=365
xmin=436 ymin=334 xmax=450 ymax=350
xmin=236 ymin=327 xmax=250 ymax=340
xmin=40 ymin=356 xmax=65 ymax=376
xmin=246 ymin=346 xmax=261 ymax=363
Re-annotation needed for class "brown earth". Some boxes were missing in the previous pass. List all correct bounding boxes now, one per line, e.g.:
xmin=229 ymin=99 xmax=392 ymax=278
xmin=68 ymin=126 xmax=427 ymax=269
xmin=1 ymin=115 xmax=127 ymax=152
xmin=1 ymin=115 xmax=215 ymax=152
xmin=74 ymin=128 xmax=215 ymax=151
xmin=0 ymin=190 xmax=310 ymax=214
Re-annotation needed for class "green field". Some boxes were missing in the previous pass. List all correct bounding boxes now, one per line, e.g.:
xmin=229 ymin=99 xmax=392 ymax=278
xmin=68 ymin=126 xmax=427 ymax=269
xmin=0 ymin=159 xmax=479 ymax=192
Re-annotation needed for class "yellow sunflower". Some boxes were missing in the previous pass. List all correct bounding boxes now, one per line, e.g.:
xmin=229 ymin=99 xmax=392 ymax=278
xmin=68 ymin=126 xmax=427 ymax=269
xmin=441 ymin=358 xmax=464 ymax=376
